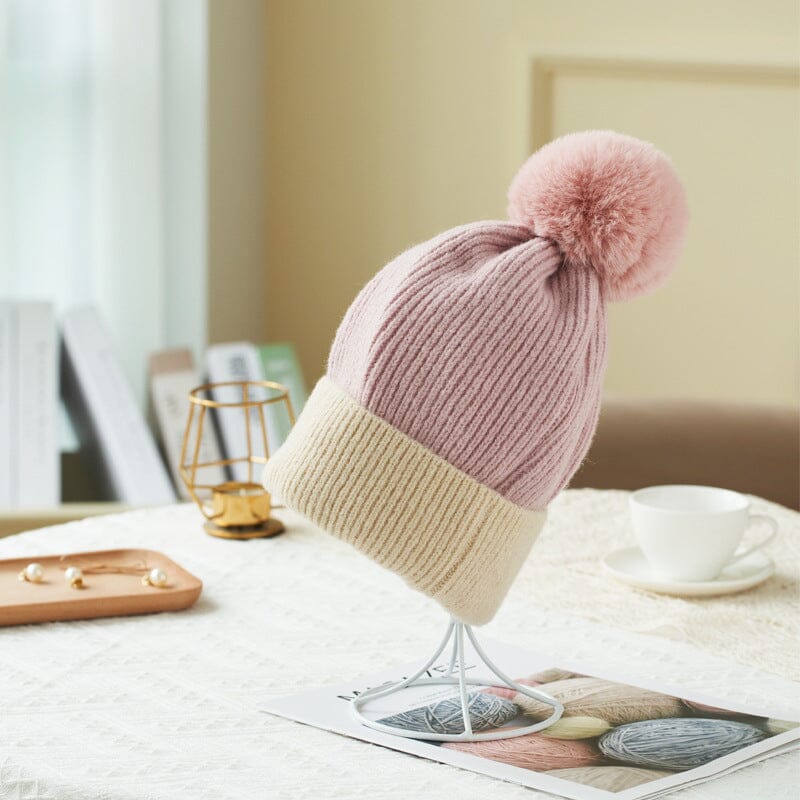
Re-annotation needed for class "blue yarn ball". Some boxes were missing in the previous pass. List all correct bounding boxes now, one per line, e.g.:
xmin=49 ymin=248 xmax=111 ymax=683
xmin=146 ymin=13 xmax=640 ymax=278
xmin=599 ymin=718 xmax=767 ymax=771
xmin=378 ymin=691 xmax=518 ymax=735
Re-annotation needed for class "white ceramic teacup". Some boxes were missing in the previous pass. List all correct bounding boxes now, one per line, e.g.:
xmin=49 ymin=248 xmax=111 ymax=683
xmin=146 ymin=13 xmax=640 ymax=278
xmin=629 ymin=485 xmax=778 ymax=582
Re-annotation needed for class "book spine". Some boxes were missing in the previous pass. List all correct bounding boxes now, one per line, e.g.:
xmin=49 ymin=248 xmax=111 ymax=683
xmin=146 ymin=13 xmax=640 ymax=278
xmin=15 ymin=302 xmax=59 ymax=507
xmin=0 ymin=304 xmax=14 ymax=507
xmin=206 ymin=342 xmax=278 ymax=484
xmin=257 ymin=342 xmax=308 ymax=450
xmin=61 ymin=307 xmax=176 ymax=505
xmin=150 ymin=364 xmax=226 ymax=499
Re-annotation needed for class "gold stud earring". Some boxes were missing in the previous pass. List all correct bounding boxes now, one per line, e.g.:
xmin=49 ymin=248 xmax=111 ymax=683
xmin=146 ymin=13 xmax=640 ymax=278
xmin=142 ymin=568 xmax=168 ymax=588
xmin=18 ymin=563 xmax=45 ymax=583
xmin=64 ymin=566 xmax=85 ymax=589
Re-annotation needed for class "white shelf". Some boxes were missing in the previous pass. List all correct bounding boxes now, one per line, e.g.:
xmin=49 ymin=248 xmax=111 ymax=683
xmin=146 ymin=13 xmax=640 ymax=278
xmin=0 ymin=503 xmax=132 ymax=538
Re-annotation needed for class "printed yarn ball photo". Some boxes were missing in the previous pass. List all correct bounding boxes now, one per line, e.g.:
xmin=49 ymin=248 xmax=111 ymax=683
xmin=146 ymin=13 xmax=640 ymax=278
xmin=377 ymin=691 xmax=518 ymax=735
xmin=764 ymin=718 xmax=800 ymax=735
xmin=546 ymin=765 xmax=673 ymax=791
xmin=598 ymin=717 xmax=768 ymax=771
xmin=528 ymin=668 xmax=584 ymax=684
xmin=513 ymin=677 xmax=684 ymax=726
xmin=484 ymin=677 xmax=542 ymax=701
xmin=443 ymin=731 xmax=605 ymax=771
xmin=540 ymin=716 xmax=612 ymax=740
xmin=682 ymin=699 xmax=761 ymax=721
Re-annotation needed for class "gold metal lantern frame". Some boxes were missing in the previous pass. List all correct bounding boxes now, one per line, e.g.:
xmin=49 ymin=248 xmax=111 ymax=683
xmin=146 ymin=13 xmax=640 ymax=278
xmin=180 ymin=380 xmax=295 ymax=540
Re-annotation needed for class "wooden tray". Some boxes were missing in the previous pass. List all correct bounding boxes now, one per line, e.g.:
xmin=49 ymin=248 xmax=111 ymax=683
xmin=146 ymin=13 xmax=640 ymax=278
xmin=0 ymin=549 xmax=202 ymax=626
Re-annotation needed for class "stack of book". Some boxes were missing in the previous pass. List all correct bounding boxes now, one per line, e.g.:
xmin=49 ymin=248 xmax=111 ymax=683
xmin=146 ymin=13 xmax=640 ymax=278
xmin=150 ymin=340 xmax=307 ymax=498
xmin=0 ymin=302 xmax=307 ymax=510
xmin=0 ymin=302 xmax=59 ymax=509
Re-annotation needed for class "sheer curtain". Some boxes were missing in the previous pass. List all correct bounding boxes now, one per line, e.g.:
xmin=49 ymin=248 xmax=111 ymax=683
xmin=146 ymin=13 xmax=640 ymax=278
xmin=0 ymin=0 xmax=208 ymax=409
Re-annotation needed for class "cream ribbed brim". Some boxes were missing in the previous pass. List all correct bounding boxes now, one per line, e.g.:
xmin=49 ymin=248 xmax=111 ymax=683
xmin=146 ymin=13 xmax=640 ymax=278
xmin=262 ymin=377 xmax=546 ymax=625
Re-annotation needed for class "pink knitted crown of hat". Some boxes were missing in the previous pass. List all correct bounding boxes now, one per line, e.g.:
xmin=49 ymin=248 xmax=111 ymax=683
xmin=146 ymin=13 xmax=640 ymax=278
xmin=264 ymin=131 xmax=688 ymax=625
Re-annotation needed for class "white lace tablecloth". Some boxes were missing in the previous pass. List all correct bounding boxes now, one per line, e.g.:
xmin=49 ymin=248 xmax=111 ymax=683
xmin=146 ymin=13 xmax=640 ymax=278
xmin=0 ymin=490 xmax=797 ymax=800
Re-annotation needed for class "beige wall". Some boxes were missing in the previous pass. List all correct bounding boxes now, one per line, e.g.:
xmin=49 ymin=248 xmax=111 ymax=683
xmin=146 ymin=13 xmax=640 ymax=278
xmin=264 ymin=0 xmax=799 ymax=405
xmin=208 ymin=0 xmax=268 ymax=345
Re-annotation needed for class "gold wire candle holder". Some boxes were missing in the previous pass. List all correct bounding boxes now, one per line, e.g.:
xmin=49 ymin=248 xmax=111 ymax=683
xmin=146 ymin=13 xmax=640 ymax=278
xmin=180 ymin=380 xmax=295 ymax=540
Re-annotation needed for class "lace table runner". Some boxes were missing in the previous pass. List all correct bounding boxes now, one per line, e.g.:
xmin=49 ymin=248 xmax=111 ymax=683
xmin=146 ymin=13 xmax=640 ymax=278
xmin=512 ymin=489 xmax=800 ymax=682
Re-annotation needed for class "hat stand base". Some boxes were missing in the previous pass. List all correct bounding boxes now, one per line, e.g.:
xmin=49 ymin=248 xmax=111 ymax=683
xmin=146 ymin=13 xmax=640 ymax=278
xmin=203 ymin=518 xmax=285 ymax=540
xmin=350 ymin=617 xmax=563 ymax=742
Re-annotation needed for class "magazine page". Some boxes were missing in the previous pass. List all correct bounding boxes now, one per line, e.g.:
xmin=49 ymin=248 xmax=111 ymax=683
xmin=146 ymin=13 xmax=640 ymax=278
xmin=260 ymin=638 xmax=800 ymax=800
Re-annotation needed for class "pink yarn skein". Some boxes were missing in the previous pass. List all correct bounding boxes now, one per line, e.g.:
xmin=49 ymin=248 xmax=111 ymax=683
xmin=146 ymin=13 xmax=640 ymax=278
xmin=443 ymin=731 xmax=605 ymax=771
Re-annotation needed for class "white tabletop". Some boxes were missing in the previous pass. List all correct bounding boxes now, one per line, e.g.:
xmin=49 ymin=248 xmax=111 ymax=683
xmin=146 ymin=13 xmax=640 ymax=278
xmin=0 ymin=490 xmax=797 ymax=800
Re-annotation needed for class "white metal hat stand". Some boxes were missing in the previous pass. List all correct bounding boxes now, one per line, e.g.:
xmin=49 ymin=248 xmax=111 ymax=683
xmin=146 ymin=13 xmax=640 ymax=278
xmin=350 ymin=617 xmax=564 ymax=742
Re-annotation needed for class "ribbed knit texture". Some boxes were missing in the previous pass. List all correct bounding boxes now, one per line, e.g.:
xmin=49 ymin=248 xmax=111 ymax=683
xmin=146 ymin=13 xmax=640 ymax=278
xmin=264 ymin=131 xmax=687 ymax=625
xmin=328 ymin=221 xmax=607 ymax=510
xmin=263 ymin=377 xmax=546 ymax=625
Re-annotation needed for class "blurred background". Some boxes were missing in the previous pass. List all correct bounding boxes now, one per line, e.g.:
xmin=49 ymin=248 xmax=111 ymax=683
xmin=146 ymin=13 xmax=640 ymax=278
xmin=0 ymin=0 xmax=798 ymax=525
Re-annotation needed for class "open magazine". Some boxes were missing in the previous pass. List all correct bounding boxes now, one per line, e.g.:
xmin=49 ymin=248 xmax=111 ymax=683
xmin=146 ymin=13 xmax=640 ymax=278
xmin=260 ymin=637 xmax=800 ymax=800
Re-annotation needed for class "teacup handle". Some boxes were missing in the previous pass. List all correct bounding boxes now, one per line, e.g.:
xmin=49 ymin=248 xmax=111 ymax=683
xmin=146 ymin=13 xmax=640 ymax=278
xmin=727 ymin=514 xmax=778 ymax=567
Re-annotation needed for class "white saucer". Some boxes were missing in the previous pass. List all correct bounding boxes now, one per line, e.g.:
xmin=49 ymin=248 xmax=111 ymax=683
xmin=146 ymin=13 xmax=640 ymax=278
xmin=602 ymin=546 xmax=774 ymax=597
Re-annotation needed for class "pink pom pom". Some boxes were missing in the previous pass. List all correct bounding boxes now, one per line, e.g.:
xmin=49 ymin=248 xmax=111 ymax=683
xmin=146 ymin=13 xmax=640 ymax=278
xmin=507 ymin=131 xmax=688 ymax=301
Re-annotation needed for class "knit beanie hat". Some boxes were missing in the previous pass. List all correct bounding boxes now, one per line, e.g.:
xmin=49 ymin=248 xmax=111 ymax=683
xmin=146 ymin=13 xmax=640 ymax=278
xmin=263 ymin=131 xmax=688 ymax=625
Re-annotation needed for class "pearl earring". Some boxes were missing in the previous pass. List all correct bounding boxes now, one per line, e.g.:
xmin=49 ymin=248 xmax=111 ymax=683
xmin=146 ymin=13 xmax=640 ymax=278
xmin=18 ymin=563 xmax=45 ymax=583
xmin=54 ymin=559 xmax=169 ymax=589
xmin=142 ymin=568 xmax=168 ymax=588
xmin=64 ymin=566 xmax=85 ymax=589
